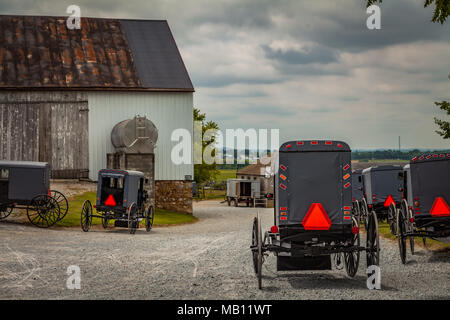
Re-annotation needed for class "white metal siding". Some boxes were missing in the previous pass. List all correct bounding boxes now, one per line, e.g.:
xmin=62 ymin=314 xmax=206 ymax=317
xmin=87 ymin=91 xmax=193 ymax=181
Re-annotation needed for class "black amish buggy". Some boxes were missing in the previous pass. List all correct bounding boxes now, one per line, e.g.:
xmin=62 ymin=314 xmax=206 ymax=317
xmin=0 ymin=160 xmax=68 ymax=227
xmin=395 ymin=154 xmax=450 ymax=264
xmin=351 ymin=169 xmax=364 ymax=218
xmin=251 ymin=141 xmax=379 ymax=289
xmin=80 ymin=169 xmax=154 ymax=234
xmin=361 ymin=165 xmax=403 ymax=232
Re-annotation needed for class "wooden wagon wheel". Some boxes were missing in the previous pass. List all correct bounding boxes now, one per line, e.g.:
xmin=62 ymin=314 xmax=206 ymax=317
xmin=366 ymin=210 xmax=380 ymax=268
xmin=387 ymin=202 xmax=397 ymax=235
xmin=145 ymin=205 xmax=154 ymax=232
xmin=396 ymin=204 xmax=407 ymax=264
xmin=401 ymin=199 xmax=415 ymax=255
xmin=344 ymin=216 xmax=360 ymax=278
xmin=128 ymin=202 xmax=138 ymax=235
xmin=0 ymin=205 xmax=13 ymax=220
xmin=50 ymin=190 xmax=69 ymax=221
xmin=256 ymin=212 xmax=263 ymax=290
xmin=27 ymin=194 xmax=60 ymax=228
xmin=361 ymin=198 xmax=370 ymax=232
xmin=80 ymin=200 xmax=93 ymax=232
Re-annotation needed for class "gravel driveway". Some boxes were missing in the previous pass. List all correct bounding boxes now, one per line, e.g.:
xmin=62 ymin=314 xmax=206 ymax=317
xmin=0 ymin=200 xmax=449 ymax=299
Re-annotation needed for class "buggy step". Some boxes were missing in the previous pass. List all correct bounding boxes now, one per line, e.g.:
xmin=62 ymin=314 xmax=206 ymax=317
xmin=277 ymin=255 xmax=332 ymax=271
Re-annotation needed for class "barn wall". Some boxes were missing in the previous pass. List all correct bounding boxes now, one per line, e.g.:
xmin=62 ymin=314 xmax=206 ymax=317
xmin=0 ymin=91 xmax=89 ymax=178
xmin=87 ymin=91 xmax=193 ymax=181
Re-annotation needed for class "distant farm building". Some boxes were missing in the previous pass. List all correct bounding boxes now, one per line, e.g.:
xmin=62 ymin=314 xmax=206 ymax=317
xmin=0 ymin=15 xmax=194 ymax=213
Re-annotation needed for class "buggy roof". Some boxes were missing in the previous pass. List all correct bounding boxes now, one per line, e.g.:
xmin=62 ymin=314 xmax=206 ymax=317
xmin=0 ymin=160 xmax=49 ymax=169
xmin=362 ymin=165 xmax=402 ymax=174
xmin=280 ymin=140 xmax=350 ymax=152
xmin=411 ymin=153 xmax=450 ymax=164
xmin=99 ymin=169 xmax=144 ymax=177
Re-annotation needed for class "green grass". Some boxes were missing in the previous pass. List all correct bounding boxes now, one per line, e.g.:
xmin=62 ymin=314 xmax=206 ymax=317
xmin=216 ymin=169 xmax=236 ymax=183
xmin=376 ymin=220 xmax=450 ymax=250
xmin=56 ymin=191 xmax=197 ymax=228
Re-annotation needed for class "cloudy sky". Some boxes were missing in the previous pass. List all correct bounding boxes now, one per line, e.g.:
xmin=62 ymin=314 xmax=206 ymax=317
xmin=2 ymin=0 xmax=450 ymax=149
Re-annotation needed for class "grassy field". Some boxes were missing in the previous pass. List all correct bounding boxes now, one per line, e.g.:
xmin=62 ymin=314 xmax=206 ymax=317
xmin=215 ymin=169 xmax=236 ymax=182
xmin=56 ymin=192 xmax=197 ymax=228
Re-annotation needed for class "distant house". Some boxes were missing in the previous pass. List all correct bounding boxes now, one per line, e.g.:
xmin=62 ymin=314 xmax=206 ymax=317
xmin=236 ymin=154 xmax=276 ymax=197
xmin=0 ymin=15 xmax=194 ymax=213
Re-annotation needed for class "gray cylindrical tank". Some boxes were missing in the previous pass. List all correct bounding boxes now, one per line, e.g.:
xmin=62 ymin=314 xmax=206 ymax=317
xmin=111 ymin=116 xmax=158 ymax=154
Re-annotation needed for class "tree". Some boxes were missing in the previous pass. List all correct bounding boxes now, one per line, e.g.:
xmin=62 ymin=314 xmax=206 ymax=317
xmin=367 ymin=1 xmax=450 ymax=139
xmin=434 ymin=100 xmax=450 ymax=139
xmin=193 ymin=108 xmax=220 ymax=185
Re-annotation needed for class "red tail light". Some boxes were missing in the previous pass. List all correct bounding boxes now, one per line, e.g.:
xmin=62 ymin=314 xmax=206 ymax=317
xmin=352 ymin=226 xmax=359 ymax=234
xmin=383 ymin=195 xmax=395 ymax=207
xmin=409 ymin=217 xmax=414 ymax=223
xmin=430 ymin=197 xmax=450 ymax=217
xmin=270 ymin=225 xmax=279 ymax=234
xmin=302 ymin=203 xmax=332 ymax=230
xmin=105 ymin=194 xmax=117 ymax=207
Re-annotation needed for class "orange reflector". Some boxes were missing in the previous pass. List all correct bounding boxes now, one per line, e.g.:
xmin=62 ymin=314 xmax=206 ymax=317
xmin=383 ymin=195 xmax=395 ymax=207
xmin=280 ymin=212 xmax=287 ymax=215
xmin=343 ymin=174 xmax=350 ymax=180
xmin=344 ymin=211 xmax=350 ymax=215
xmin=280 ymin=174 xmax=287 ymax=181
xmin=105 ymin=194 xmax=116 ymax=207
xmin=430 ymin=197 xmax=450 ymax=217
xmin=302 ymin=203 xmax=332 ymax=230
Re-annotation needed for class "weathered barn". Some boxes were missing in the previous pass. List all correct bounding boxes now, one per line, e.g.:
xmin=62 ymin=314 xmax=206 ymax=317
xmin=0 ymin=15 xmax=194 ymax=213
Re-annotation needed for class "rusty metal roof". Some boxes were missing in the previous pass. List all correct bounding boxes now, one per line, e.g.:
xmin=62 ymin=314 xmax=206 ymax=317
xmin=0 ymin=15 xmax=194 ymax=91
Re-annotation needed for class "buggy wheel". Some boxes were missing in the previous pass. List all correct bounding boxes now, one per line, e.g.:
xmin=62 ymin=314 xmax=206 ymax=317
xmin=251 ymin=216 xmax=259 ymax=274
xmin=145 ymin=206 xmax=154 ymax=232
xmin=344 ymin=217 xmax=360 ymax=278
xmin=27 ymin=195 xmax=60 ymax=228
xmin=256 ymin=213 xmax=263 ymax=289
xmin=361 ymin=198 xmax=369 ymax=231
xmin=234 ymin=199 xmax=238 ymax=207
xmin=387 ymin=203 xmax=397 ymax=235
xmin=396 ymin=205 xmax=407 ymax=264
xmin=128 ymin=202 xmax=138 ymax=235
xmin=0 ymin=205 xmax=13 ymax=220
xmin=227 ymin=197 xmax=231 ymax=206
xmin=366 ymin=211 xmax=380 ymax=267
xmin=422 ymin=237 xmax=427 ymax=248
xmin=50 ymin=190 xmax=68 ymax=221
xmin=402 ymin=200 xmax=415 ymax=255
xmin=81 ymin=200 xmax=93 ymax=232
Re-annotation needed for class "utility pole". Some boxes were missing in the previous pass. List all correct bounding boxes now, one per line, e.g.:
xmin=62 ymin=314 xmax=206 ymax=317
xmin=398 ymin=136 xmax=401 ymax=152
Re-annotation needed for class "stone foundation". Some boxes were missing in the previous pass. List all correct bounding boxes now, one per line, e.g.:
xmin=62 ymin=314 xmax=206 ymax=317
xmin=155 ymin=180 xmax=193 ymax=215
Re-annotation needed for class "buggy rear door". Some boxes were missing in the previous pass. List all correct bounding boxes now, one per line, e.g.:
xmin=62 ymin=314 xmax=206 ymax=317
xmin=277 ymin=142 xmax=352 ymax=227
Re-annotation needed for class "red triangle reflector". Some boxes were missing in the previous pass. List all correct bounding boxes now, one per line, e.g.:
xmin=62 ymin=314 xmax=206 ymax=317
xmin=105 ymin=194 xmax=116 ymax=207
xmin=430 ymin=197 xmax=450 ymax=217
xmin=383 ymin=195 xmax=395 ymax=207
xmin=302 ymin=203 xmax=332 ymax=230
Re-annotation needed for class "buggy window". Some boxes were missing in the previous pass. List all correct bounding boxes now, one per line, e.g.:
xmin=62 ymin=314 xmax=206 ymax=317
xmin=0 ymin=168 xmax=8 ymax=180
xmin=100 ymin=176 xmax=124 ymax=206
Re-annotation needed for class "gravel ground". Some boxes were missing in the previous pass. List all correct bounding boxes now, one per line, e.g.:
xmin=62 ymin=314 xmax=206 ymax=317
xmin=0 ymin=200 xmax=449 ymax=300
